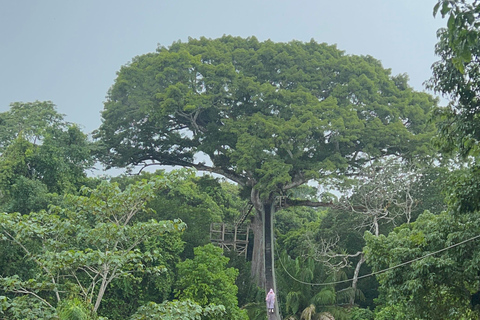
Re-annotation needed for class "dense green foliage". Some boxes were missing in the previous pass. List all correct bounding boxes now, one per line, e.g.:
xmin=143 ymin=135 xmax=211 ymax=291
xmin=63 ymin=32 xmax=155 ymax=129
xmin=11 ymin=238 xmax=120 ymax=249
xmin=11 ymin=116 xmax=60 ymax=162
xmin=0 ymin=176 xmax=186 ymax=318
xmin=175 ymin=244 xmax=248 ymax=320
xmin=429 ymin=0 xmax=480 ymax=214
xmin=110 ymin=169 xmax=246 ymax=259
xmin=365 ymin=210 xmax=480 ymax=319
xmin=0 ymin=104 xmax=251 ymax=319
xmin=148 ymin=171 xmax=241 ymax=259
xmin=0 ymin=102 xmax=93 ymax=214
xmin=361 ymin=2 xmax=480 ymax=319
xmin=95 ymin=36 xmax=436 ymax=194
xmin=5 ymin=5 xmax=480 ymax=316
xmin=57 ymin=298 xmax=98 ymax=320
xmin=94 ymin=36 xmax=438 ymax=294
xmin=130 ymin=299 xmax=226 ymax=320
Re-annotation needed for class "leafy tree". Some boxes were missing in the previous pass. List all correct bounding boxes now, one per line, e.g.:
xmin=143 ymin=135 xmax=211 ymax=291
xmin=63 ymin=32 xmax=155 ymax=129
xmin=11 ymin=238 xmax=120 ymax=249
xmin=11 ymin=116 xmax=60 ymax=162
xmin=130 ymin=299 xmax=226 ymax=320
xmin=94 ymin=36 xmax=437 ymax=290
xmin=174 ymin=244 xmax=248 ymax=320
xmin=432 ymin=0 xmax=480 ymax=74
xmin=0 ymin=136 xmax=50 ymax=214
xmin=0 ymin=294 xmax=58 ymax=320
xmin=96 ymin=226 xmax=185 ymax=319
xmin=111 ymin=169 xmax=245 ymax=259
xmin=358 ymin=4 xmax=480 ymax=318
xmin=429 ymin=0 xmax=480 ymax=214
xmin=0 ymin=101 xmax=64 ymax=152
xmin=0 ymin=176 xmax=185 ymax=319
xmin=0 ymin=102 xmax=93 ymax=214
xmin=0 ymin=103 xmax=96 ymax=319
xmin=364 ymin=210 xmax=480 ymax=319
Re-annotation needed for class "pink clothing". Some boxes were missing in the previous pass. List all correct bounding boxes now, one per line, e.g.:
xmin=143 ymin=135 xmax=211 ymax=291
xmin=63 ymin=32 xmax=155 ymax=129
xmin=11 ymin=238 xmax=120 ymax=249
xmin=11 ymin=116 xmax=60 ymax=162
xmin=266 ymin=289 xmax=275 ymax=309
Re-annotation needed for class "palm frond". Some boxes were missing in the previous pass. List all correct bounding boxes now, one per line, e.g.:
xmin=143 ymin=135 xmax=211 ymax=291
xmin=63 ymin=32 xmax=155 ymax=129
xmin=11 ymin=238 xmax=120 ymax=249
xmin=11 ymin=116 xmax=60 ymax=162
xmin=354 ymin=288 xmax=365 ymax=302
xmin=312 ymin=287 xmax=336 ymax=306
xmin=335 ymin=287 xmax=354 ymax=304
xmin=315 ymin=311 xmax=335 ymax=320
xmin=300 ymin=304 xmax=316 ymax=320
xmin=286 ymin=290 xmax=302 ymax=315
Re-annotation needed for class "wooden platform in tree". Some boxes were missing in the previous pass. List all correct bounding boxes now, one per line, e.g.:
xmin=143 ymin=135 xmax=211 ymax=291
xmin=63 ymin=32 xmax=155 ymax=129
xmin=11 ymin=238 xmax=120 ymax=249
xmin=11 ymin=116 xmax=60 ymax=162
xmin=210 ymin=223 xmax=250 ymax=257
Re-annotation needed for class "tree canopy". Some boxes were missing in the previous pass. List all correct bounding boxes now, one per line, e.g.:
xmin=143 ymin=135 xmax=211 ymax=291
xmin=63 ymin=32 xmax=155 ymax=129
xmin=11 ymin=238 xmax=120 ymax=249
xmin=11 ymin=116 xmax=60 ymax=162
xmin=95 ymin=36 xmax=437 ymax=195
xmin=0 ymin=101 xmax=93 ymax=214
xmin=94 ymin=36 xmax=438 ymax=293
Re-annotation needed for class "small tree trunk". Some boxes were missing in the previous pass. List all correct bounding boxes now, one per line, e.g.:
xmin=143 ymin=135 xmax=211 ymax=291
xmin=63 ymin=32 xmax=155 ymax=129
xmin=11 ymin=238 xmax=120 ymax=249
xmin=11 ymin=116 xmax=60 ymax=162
xmin=94 ymin=277 xmax=107 ymax=312
xmin=373 ymin=216 xmax=379 ymax=237
xmin=94 ymin=264 xmax=111 ymax=312
xmin=349 ymin=253 xmax=365 ymax=306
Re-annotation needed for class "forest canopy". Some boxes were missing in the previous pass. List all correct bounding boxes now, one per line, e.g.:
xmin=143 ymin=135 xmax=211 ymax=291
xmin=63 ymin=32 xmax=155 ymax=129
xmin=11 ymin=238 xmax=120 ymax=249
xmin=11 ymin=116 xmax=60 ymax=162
xmin=3 ymin=1 xmax=480 ymax=317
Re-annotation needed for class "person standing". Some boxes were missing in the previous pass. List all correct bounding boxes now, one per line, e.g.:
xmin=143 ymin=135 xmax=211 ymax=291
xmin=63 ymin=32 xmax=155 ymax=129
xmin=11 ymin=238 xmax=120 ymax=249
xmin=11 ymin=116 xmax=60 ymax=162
xmin=266 ymin=288 xmax=275 ymax=314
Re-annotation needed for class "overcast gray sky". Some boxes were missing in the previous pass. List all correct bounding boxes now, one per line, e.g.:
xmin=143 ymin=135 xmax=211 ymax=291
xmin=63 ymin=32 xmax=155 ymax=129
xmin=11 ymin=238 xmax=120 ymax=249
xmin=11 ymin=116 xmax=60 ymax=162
xmin=1 ymin=0 xmax=445 ymax=135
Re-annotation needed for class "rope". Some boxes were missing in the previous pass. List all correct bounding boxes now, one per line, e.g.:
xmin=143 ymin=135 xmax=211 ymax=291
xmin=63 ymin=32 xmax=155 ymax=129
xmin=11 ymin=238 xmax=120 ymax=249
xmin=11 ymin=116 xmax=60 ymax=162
xmin=235 ymin=203 xmax=253 ymax=226
xmin=278 ymin=233 xmax=480 ymax=286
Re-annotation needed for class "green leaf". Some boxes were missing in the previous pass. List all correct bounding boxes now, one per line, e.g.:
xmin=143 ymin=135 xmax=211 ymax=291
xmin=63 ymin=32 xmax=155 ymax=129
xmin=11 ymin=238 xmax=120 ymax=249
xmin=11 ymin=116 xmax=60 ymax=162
xmin=447 ymin=13 xmax=456 ymax=30
xmin=433 ymin=2 xmax=441 ymax=17
xmin=452 ymin=56 xmax=465 ymax=73
xmin=441 ymin=1 xmax=451 ymax=17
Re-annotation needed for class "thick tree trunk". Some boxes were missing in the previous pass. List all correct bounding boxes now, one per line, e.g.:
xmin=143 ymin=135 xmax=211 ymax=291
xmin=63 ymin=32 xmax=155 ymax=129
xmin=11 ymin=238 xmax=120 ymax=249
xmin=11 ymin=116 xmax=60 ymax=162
xmin=249 ymin=189 xmax=281 ymax=319
xmin=264 ymin=202 xmax=274 ymax=290
xmin=265 ymin=202 xmax=281 ymax=320
xmin=250 ymin=188 xmax=266 ymax=286
xmin=250 ymin=211 xmax=265 ymax=285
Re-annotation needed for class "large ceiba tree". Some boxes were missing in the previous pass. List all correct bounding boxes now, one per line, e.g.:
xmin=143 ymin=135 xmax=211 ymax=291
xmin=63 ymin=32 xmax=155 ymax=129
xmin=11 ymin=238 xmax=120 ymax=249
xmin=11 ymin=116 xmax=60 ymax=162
xmin=94 ymin=36 xmax=436 ymax=289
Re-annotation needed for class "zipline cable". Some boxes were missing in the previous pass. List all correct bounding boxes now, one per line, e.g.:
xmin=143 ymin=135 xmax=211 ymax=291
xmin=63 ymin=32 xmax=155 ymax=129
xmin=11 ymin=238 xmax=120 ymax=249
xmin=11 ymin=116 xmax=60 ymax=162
xmin=278 ymin=233 xmax=480 ymax=286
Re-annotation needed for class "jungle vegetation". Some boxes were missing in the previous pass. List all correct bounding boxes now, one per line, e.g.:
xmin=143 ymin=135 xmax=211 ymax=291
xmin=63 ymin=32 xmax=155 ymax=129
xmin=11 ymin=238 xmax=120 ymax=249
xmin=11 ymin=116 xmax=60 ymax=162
xmin=2 ymin=1 xmax=480 ymax=318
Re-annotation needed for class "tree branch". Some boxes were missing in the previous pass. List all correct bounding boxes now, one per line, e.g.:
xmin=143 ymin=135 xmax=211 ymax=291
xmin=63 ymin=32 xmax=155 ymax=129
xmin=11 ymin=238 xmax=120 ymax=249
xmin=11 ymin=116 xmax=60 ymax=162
xmin=133 ymin=155 xmax=247 ymax=186
xmin=306 ymin=234 xmax=363 ymax=273
xmin=286 ymin=199 xmax=335 ymax=208
xmin=71 ymin=271 xmax=88 ymax=299
xmin=192 ymin=162 xmax=246 ymax=186
xmin=283 ymin=172 xmax=306 ymax=191
xmin=3 ymin=230 xmax=61 ymax=302
xmin=13 ymin=287 xmax=55 ymax=310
